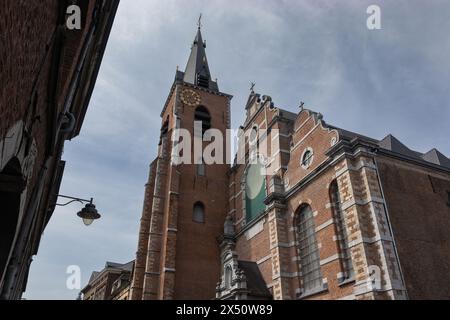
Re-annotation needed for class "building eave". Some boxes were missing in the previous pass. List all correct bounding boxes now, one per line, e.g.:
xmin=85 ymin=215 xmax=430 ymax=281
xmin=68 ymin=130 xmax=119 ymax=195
xmin=71 ymin=0 xmax=121 ymax=138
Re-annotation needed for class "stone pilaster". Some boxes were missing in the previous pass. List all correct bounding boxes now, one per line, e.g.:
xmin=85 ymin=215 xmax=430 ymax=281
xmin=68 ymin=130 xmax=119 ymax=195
xmin=142 ymin=135 xmax=170 ymax=300
xmin=158 ymin=168 xmax=181 ymax=300
xmin=268 ymin=204 xmax=291 ymax=300
xmin=335 ymin=155 xmax=407 ymax=300
xmin=130 ymin=159 xmax=157 ymax=300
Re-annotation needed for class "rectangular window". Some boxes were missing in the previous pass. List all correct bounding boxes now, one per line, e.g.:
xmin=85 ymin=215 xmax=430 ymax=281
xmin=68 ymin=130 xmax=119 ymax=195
xmin=196 ymin=163 xmax=205 ymax=176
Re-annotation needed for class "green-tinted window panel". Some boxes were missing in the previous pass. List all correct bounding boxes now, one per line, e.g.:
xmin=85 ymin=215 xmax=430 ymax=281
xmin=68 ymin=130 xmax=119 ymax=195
xmin=245 ymin=164 xmax=266 ymax=222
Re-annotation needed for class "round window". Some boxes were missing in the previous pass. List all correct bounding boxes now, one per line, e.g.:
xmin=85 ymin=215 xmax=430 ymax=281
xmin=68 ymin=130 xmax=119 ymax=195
xmin=301 ymin=148 xmax=314 ymax=169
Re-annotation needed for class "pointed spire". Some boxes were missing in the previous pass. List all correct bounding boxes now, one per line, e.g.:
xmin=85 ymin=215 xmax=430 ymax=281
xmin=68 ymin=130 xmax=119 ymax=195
xmin=183 ymin=16 xmax=214 ymax=90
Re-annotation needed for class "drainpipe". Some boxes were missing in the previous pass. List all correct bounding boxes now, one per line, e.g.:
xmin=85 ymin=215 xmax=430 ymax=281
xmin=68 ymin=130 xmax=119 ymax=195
xmin=372 ymin=150 xmax=409 ymax=300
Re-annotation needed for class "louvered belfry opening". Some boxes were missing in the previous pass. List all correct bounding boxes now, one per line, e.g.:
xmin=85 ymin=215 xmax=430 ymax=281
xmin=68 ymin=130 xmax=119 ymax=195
xmin=197 ymin=73 xmax=209 ymax=88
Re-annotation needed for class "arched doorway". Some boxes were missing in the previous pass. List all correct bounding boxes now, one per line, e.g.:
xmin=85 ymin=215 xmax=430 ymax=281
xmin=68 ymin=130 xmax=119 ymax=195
xmin=0 ymin=157 xmax=25 ymax=283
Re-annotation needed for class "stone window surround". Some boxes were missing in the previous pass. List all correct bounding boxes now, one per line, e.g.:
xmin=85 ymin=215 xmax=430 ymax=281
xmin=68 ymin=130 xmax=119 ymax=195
xmin=300 ymin=147 xmax=314 ymax=169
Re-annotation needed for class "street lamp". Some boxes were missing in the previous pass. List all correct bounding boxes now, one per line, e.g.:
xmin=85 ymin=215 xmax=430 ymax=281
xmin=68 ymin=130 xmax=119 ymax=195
xmin=56 ymin=195 xmax=101 ymax=226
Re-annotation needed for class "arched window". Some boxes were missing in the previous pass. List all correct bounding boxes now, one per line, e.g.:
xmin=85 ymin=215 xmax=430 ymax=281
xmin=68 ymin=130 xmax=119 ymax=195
xmin=248 ymin=126 xmax=259 ymax=159
xmin=330 ymin=180 xmax=354 ymax=280
xmin=194 ymin=106 xmax=211 ymax=135
xmin=296 ymin=205 xmax=322 ymax=295
xmin=193 ymin=202 xmax=205 ymax=223
xmin=249 ymin=126 xmax=258 ymax=144
xmin=225 ymin=266 xmax=233 ymax=288
xmin=161 ymin=117 xmax=169 ymax=135
xmin=159 ymin=118 xmax=169 ymax=146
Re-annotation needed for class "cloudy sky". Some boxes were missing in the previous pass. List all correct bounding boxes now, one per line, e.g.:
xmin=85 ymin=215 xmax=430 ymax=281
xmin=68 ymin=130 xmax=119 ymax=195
xmin=24 ymin=0 xmax=450 ymax=299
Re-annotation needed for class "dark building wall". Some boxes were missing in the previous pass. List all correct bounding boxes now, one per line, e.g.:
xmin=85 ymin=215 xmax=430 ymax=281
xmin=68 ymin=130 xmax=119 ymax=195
xmin=0 ymin=0 xmax=119 ymax=299
xmin=377 ymin=156 xmax=450 ymax=299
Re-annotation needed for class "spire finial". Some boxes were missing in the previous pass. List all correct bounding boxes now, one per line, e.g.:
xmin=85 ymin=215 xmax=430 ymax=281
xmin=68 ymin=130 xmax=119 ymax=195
xmin=250 ymin=82 xmax=256 ymax=93
xmin=197 ymin=13 xmax=203 ymax=29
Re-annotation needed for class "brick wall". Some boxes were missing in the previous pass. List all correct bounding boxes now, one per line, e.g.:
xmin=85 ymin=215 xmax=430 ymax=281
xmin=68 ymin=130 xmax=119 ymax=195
xmin=0 ymin=0 xmax=119 ymax=299
xmin=377 ymin=156 xmax=450 ymax=299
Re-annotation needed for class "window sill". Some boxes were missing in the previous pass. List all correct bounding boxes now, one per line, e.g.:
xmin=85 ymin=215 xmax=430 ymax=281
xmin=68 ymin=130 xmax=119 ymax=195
xmin=338 ymin=276 xmax=355 ymax=287
xmin=297 ymin=285 xmax=328 ymax=300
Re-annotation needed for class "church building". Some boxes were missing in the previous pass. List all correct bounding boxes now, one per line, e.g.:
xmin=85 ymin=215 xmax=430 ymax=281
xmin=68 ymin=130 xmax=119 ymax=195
xmin=130 ymin=23 xmax=450 ymax=300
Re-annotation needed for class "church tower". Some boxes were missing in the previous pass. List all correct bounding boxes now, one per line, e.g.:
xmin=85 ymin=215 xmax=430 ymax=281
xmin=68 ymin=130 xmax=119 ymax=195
xmin=130 ymin=21 xmax=232 ymax=300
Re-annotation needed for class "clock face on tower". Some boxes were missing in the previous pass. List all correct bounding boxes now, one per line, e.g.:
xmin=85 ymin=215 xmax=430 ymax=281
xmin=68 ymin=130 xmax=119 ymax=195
xmin=180 ymin=89 xmax=201 ymax=106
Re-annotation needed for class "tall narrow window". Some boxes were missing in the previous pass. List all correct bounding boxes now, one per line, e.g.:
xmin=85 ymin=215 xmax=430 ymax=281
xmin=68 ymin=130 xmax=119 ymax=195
xmin=194 ymin=106 xmax=211 ymax=134
xmin=225 ymin=266 xmax=232 ymax=289
xmin=193 ymin=202 xmax=205 ymax=223
xmin=159 ymin=118 xmax=169 ymax=146
xmin=196 ymin=156 xmax=205 ymax=176
xmin=330 ymin=180 xmax=354 ymax=281
xmin=296 ymin=205 xmax=322 ymax=295
xmin=196 ymin=163 xmax=205 ymax=176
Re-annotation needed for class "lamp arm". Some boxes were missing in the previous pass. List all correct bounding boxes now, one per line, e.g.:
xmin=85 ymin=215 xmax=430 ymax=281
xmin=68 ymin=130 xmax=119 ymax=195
xmin=56 ymin=199 xmax=85 ymax=207
xmin=56 ymin=195 xmax=93 ymax=207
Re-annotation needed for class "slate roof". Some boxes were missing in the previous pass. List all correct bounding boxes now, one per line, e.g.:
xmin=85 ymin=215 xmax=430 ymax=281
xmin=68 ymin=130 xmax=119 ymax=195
xmin=330 ymin=126 xmax=450 ymax=169
xmin=271 ymin=105 xmax=450 ymax=170
xmin=422 ymin=148 xmax=450 ymax=168
xmin=88 ymin=271 xmax=100 ymax=284
xmin=105 ymin=260 xmax=134 ymax=272
xmin=237 ymin=261 xmax=272 ymax=298
xmin=182 ymin=27 xmax=219 ymax=91
xmin=86 ymin=260 xmax=135 ymax=286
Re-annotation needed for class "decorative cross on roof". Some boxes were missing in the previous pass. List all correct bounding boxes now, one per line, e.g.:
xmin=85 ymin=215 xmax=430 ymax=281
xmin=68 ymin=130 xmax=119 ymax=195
xmin=250 ymin=82 xmax=256 ymax=93
xmin=197 ymin=13 xmax=203 ymax=29
xmin=299 ymin=101 xmax=305 ymax=109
